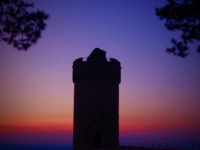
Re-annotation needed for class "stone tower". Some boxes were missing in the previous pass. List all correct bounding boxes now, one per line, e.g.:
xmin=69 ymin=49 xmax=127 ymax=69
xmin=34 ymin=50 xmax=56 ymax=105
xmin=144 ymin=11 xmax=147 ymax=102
xmin=72 ymin=48 xmax=121 ymax=150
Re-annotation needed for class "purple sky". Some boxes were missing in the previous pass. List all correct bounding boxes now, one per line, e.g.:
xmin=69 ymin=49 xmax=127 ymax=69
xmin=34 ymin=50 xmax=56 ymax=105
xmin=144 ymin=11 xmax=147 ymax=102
xmin=0 ymin=0 xmax=200 ymax=145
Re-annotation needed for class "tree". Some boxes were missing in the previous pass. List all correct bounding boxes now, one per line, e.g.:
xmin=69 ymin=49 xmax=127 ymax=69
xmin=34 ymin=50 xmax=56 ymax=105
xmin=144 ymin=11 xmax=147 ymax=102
xmin=155 ymin=0 xmax=200 ymax=58
xmin=0 ymin=0 xmax=49 ymax=51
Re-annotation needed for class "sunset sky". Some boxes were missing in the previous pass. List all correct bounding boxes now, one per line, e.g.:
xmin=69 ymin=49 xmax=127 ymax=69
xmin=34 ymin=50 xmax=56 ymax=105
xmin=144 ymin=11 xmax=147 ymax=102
xmin=0 ymin=0 xmax=200 ymax=146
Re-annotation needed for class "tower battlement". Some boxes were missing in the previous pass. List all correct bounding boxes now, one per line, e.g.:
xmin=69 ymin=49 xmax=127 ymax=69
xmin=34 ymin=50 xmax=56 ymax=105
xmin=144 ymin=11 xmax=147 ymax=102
xmin=73 ymin=48 xmax=121 ymax=83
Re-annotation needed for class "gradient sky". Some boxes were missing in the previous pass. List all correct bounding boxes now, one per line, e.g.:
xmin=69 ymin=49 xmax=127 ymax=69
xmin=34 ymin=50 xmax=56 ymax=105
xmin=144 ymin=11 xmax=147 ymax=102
xmin=0 ymin=0 xmax=200 ymax=145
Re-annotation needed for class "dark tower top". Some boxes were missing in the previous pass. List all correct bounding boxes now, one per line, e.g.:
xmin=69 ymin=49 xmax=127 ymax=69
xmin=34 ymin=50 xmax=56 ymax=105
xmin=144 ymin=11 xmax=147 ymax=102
xmin=72 ymin=48 xmax=121 ymax=150
xmin=73 ymin=48 xmax=121 ymax=84
xmin=88 ymin=48 xmax=106 ymax=58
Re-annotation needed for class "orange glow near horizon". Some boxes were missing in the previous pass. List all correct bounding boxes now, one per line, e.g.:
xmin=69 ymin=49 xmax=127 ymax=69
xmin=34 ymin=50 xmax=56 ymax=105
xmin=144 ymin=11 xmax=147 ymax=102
xmin=0 ymin=123 xmax=72 ymax=133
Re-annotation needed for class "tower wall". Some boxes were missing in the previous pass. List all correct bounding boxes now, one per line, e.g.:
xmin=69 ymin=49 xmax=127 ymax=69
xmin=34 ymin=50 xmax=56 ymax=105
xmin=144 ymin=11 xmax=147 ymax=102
xmin=72 ymin=48 xmax=121 ymax=150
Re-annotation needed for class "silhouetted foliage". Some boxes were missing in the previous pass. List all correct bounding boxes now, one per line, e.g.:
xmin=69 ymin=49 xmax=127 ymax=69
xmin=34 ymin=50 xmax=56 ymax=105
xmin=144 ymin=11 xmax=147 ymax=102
xmin=155 ymin=0 xmax=200 ymax=57
xmin=0 ymin=0 xmax=49 ymax=50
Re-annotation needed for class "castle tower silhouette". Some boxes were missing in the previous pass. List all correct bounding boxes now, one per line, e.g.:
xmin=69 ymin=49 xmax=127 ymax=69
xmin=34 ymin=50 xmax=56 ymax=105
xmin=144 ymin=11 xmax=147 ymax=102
xmin=72 ymin=48 xmax=121 ymax=150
